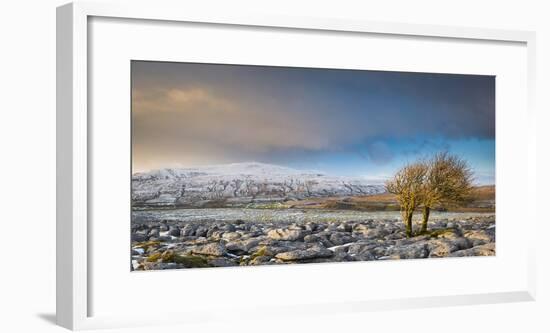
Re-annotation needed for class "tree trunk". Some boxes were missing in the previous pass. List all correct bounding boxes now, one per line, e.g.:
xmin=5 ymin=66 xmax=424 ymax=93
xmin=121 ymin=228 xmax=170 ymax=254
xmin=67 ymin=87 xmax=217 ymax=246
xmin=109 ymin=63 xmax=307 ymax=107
xmin=421 ymin=206 xmax=431 ymax=234
xmin=405 ymin=211 xmax=413 ymax=237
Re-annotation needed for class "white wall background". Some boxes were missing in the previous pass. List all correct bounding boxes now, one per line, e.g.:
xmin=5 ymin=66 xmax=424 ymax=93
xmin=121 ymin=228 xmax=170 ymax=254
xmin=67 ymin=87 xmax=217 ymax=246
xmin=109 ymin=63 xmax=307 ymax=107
xmin=0 ymin=0 xmax=548 ymax=332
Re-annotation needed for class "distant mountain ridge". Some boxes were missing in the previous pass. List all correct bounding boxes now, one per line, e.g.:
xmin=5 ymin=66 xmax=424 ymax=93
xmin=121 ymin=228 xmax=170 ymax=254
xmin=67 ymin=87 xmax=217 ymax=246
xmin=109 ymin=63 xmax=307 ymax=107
xmin=132 ymin=162 xmax=385 ymax=208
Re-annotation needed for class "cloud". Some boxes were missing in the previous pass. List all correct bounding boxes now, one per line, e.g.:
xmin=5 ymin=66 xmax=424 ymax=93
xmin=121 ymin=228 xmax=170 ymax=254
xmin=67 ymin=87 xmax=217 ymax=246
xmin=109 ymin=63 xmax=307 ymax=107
xmin=133 ymin=87 xmax=234 ymax=114
xmin=366 ymin=141 xmax=394 ymax=165
xmin=132 ymin=87 xmax=340 ymax=170
xmin=131 ymin=61 xmax=495 ymax=172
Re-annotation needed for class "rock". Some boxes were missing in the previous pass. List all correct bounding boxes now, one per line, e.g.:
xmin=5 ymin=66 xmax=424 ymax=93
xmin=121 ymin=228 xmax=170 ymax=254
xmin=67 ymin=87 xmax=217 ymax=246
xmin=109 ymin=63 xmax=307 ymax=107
xmin=222 ymin=232 xmax=241 ymax=241
xmin=209 ymin=230 xmax=225 ymax=239
xmin=387 ymin=231 xmax=407 ymax=240
xmin=191 ymin=242 xmax=226 ymax=256
xmin=222 ymin=224 xmax=237 ymax=232
xmin=353 ymin=251 xmax=377 ymax=261
xmin=180 ymin=224 xmax=195 ymax=237
xmin=428 ymin=238 xmax=472 ymax=257
xmin=364 ymin=227 xmax=390 ymax=239
xmin=326 ymin=224 xmax=339 ymax=232
xmin=160 ymin=250 xmax=176 ymax=262
xmin=158 ymin=235 xmax=172 ymax=242
xmin=168 ymin=227 xmax=180 ymax=237
xmin=433 ymin=228 xmax=462 ymax=240
xmin=131 ymin=232 xmax=148 ymax=242
xmin=387 ymin=243 xmax=430 ymax=259
xmin=304 ymin=234 xmax=324 ymax=243
xmin=304 ymin=233 xmax=333 ymax=248
xmin=253 ymin=244 xmax=298 ymax=256
xmin=208 ymin=258 xmax=238 ymax=267
xmin=464 ymin=229 xmax=494 ymax=244
xmin=395 ymin=235 xmax=430 ymax=247
xmin=267 ymin=228 xmax=304 ymax=241
xmin=336 ymin=223 xmax=352 ymax=232
xmin=446 ymin=222 xmax=458 ymax=229
xmin=194 ymin=226 xmax=209 ymax=237
xmin=225 ymin=238 xmax=262 ymax=253
xmin=206 ymin=226 xmax=219 ymax=238
xmin=449 ymin=243 xmax=495 ymax=257
xmin=329 ymin=232 xmax=356 ymax=246
xmin=275 ymin=245 xmax=333 ymax=261
xmin=352 ymin=224 xmax=369 ymax=237
xmin=248 ymin=255 xmax=272 ymax=265
xmin=347 ymin=242 xmax=379 ymax=255
xmin=132 ymin=214 xmax=496 ymax=268
xmin=139 ymin=262 xmax=163 ymax=270
xmin=304 ymin=223 xmax=317 ymax=232
xmin=148 ymin=228 xmax=160 ymax=237
xmin=304 ymin=250 xmax=353 ymax=263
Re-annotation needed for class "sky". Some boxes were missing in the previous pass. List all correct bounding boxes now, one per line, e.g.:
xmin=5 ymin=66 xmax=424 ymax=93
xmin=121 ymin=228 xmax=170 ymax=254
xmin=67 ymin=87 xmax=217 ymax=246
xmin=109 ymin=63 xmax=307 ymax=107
xmin=131 ymin=61 xmax=495 ymax=185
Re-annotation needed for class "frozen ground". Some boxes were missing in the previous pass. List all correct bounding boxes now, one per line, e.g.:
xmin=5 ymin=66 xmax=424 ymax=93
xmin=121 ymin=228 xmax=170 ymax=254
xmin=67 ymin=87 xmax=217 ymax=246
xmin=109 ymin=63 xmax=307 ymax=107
xmin=132 ymin=208 xmax=494 ymax=224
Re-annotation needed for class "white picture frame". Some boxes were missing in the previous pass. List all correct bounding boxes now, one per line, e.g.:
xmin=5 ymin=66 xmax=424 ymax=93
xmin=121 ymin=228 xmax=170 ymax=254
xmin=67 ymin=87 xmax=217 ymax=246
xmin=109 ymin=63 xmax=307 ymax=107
xmin=57 ymin=1 xmax=537 ymax=330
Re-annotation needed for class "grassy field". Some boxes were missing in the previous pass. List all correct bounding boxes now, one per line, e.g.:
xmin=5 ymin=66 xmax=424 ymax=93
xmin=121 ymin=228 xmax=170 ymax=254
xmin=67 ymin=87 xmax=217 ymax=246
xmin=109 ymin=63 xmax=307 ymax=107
xmin=284 ymin=185 xmax=495 ymax=213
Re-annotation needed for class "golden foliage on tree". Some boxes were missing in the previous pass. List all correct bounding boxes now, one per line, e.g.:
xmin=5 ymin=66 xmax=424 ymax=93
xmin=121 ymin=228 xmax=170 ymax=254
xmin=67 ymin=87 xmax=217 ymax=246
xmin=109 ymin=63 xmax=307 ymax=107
xmin=386 ymin=152 xmax=474 ymax=237
xmin=385 ymin=162 xmax=428 ymax=237
xmin=419 ymin=152 xmax=474 ymax=233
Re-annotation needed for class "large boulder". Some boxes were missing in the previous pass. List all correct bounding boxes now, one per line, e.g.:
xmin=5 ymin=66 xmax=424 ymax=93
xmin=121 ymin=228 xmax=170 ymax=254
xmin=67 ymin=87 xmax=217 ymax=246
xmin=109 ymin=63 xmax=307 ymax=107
xmin=168 ymin=226 xmax=181 ymax=237
xmin=131 ymin=231 xmax=148 ymax=242
xmin=428 ymin=238 xmax=472 ymax=257
xmin=386 ymin=242 xmax=430 ymax=259
xmin=275 ymin=245 xmax=333 ymax=261
xmin=449 ymin=243 xmax=495 ymax=257
xmin=347 ymin=242 xmax=379 ymax=256
xmin=225 ymin=238 xmax=262 ymax=253
xmin=303 ymin=233 xmax=333 ymax=248
xmin=463 ymin=229 xmax=495 ymax=245
xmin=329 ymin=232 xmax=356 ymax=246
xmin=179 ymin=224 xmax=196 ymax=237
xmin=194 ymin=225 xmax=209 ymax=237
xmin=208 ymin=258 xmax=238 ymax=267
xmin=191 ymin=242 xmax=226 ymax=256
xmin=248 ymin=256 xmax=272 ymax=266
xmin=148 ymin=228 xmax=160 ymax=238
xmin=221 ymin=232 xmax=241 ymax=241
xmin=267 ymin=228 xmax=304 ymax=241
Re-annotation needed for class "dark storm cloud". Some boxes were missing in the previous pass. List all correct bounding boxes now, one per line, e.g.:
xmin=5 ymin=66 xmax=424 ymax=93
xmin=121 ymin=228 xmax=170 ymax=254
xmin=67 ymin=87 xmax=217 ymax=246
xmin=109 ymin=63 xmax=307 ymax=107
xmin=366 ymin=141 xmax=394 ymax=165
xmin=131 ymin=61 xmax=494 ymax=171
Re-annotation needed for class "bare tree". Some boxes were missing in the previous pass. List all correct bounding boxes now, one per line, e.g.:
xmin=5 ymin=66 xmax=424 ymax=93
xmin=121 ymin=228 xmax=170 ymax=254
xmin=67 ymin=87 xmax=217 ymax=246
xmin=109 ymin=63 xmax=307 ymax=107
xmin=386 ymin=162 xmax=428 ymax=237
xmin=419 ymin=152 xmax=474 ymax=233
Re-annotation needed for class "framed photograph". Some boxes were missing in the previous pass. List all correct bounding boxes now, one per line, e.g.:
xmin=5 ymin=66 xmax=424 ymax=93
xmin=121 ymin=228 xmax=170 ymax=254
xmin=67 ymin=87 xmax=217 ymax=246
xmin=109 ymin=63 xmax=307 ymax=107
xmin=57 ymin=1 xmax=537 ymax=330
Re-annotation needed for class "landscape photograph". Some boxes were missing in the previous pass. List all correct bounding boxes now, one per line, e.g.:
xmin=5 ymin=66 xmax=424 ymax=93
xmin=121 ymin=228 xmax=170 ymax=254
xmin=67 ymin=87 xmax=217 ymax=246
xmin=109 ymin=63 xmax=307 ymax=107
xmin=131 ymin=61 xmax=495 ymax=271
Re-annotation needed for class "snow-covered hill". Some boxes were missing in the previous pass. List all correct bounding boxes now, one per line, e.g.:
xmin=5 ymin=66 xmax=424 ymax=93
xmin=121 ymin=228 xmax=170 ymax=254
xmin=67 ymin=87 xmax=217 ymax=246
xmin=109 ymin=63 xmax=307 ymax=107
xmin=132 ymin=162 xmax=385 ymax=207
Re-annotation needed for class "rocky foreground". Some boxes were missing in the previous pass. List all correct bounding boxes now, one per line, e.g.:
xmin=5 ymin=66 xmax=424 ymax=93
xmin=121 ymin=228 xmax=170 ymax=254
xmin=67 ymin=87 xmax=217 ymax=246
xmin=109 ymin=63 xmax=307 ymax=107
xmin=131 ymin=214 xmax=495 ymax=270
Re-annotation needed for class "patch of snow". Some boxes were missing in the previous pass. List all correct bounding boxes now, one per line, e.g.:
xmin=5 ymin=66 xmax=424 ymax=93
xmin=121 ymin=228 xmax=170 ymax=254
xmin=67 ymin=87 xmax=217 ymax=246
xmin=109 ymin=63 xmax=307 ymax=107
xmin=133 ymin=248 xmax=145 ymax=255
xmin=328 ymin=242 xmax=356 ymax=252
xmin=132 ymin=162 xmax=386 ymax=206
